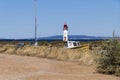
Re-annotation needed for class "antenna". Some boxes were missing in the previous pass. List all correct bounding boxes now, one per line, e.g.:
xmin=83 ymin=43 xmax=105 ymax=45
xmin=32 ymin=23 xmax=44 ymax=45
xmin=34 ymin=0 xmax=38 ymax=46
xmin=113 ymin=30 xmax=115 ymax=38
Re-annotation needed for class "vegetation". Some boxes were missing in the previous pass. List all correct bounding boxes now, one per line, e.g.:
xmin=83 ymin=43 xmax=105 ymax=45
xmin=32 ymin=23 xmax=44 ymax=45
xmin=1 ymin=39 xmax=120 ymax=76
xmin=39 ymin=41 xmax=65 ymax=47
xmin=97 ymin=38 xmax=120 ymax=76
xmin=0 ymin=41 xmax=65 ymax=47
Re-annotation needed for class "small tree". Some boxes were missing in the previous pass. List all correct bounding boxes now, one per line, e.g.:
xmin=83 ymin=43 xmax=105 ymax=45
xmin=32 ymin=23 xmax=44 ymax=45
xmin=97 ymin=38 xmax=120 ymax=76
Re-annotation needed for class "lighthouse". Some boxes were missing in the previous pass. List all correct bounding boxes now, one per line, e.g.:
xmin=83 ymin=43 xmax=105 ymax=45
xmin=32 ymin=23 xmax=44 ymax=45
xmin=63 ymin=23 xmax=68 ymax=41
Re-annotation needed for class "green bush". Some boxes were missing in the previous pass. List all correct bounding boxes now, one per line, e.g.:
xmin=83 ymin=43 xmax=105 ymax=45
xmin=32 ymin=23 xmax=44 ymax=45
xmin=97 ymin=38 xmax=120 ymax=76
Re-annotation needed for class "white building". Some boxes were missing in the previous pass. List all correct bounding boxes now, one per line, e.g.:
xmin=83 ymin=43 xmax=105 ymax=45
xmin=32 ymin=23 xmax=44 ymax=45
xmin=64 ymin=41 xmax=80 ymax=48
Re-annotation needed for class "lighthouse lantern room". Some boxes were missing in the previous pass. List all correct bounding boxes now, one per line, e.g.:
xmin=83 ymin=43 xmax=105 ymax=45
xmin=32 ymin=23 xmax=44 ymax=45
xmin=63 ymin=23 xmax=68 ymax=41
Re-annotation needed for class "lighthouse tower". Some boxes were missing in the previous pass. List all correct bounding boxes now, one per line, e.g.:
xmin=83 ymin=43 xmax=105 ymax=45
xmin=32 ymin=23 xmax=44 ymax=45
xmin=63 ymin=23 xmax=68 ymax=41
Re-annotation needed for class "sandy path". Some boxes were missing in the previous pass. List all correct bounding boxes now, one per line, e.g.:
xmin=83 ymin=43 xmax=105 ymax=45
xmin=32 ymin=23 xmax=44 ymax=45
xmin=0 ymin=53 xmax=119 ymax=80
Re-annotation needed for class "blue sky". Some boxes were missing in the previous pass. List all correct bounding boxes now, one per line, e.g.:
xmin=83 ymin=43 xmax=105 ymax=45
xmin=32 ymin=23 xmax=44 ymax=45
xmin=0 ymin=0 xmax=119 ymax=39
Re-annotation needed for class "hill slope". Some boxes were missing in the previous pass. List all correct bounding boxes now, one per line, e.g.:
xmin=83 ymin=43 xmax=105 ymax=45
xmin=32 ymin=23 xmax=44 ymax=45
xmin=38 ymin=35 xmax=110 ymax=41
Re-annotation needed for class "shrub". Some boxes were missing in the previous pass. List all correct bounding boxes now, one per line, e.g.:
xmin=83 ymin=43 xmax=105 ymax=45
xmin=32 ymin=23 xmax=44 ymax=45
xmin=97 ymin=38 xmax=120 ymax=76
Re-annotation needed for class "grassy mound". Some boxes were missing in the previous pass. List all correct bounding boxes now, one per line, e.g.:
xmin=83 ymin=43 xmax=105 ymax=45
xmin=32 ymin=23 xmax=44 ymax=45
xmin=0 ymin=43 xmax=95 ymax=65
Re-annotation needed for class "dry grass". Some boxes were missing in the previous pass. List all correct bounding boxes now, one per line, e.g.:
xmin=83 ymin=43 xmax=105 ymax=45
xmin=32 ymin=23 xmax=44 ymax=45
xmin=0 ymin=44 xmax=96 ymax=65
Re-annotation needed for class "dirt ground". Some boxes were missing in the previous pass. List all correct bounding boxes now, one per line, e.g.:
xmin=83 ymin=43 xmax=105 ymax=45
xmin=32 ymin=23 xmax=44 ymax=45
xmin=0 ymin=53 xmax=119 ymax=80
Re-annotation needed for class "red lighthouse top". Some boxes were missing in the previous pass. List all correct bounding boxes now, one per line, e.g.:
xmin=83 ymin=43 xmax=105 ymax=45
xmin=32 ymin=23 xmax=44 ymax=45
xmin=63 ymin=23 xmax=68 ymax=30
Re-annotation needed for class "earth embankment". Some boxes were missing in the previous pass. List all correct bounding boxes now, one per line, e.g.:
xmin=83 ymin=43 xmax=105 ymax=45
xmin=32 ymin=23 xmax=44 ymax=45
xmin=0 ymin=44 xmax=94 ymax=64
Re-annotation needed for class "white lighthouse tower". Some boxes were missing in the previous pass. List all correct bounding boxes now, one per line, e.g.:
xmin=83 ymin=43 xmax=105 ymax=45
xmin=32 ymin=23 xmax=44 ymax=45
xmin=63 ymin=23 xmax=68 ymax=41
